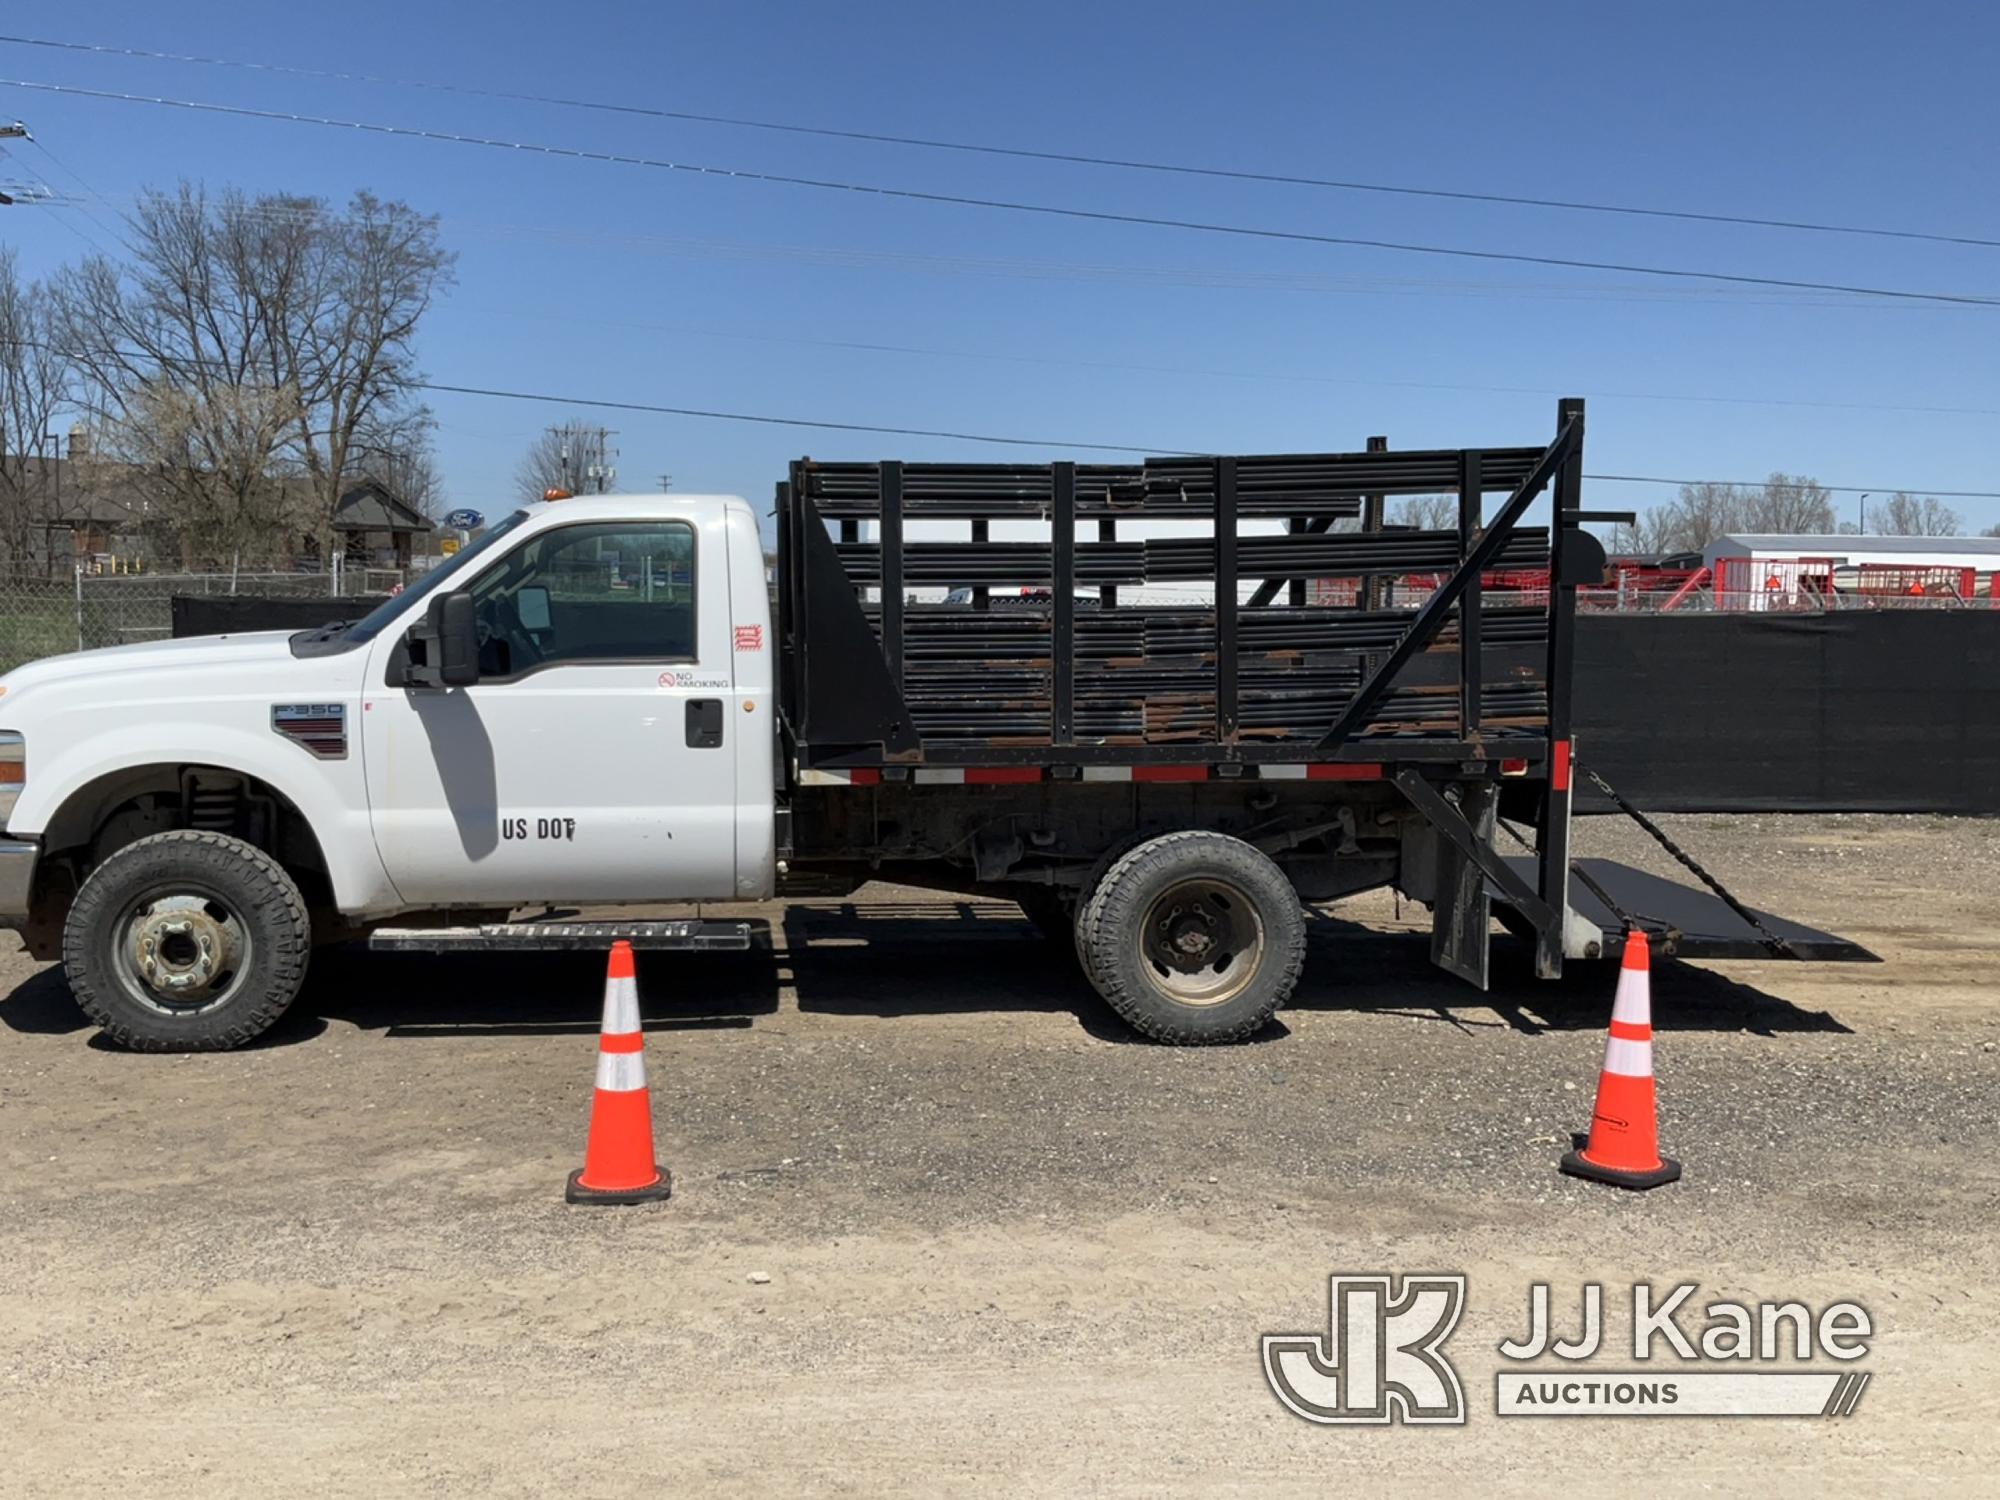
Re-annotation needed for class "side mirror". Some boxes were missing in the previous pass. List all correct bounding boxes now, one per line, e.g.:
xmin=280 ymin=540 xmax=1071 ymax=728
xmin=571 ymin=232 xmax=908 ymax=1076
xmin=403 ymin=592 xmax=480 ymax=688
xmin=431 ymin=593 xmax=480 ymax=687
xmin=516 ymin=585 xmax=551 ymax=633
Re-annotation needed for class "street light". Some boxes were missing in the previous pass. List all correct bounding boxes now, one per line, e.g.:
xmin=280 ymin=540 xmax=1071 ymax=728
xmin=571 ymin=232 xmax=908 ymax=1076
xmin=1857 ymin=494 xmax=1871 ymax=534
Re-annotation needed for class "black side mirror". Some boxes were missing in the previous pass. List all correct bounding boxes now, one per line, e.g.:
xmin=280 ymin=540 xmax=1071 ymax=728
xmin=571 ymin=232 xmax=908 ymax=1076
xmin=433 ymin=593 xmax=479 ymax=686
xmin=403 ymin=593 xmax=480 ymax=688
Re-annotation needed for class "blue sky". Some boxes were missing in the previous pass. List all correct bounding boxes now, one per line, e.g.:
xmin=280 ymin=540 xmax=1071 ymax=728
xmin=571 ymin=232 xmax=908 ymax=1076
xmin=2 ymin=2 xmax=1995 ymax=531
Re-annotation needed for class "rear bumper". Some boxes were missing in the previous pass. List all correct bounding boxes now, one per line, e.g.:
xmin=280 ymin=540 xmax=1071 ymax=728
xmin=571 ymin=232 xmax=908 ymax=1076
xmin=0 ymin=838 xmax=38 ymax=925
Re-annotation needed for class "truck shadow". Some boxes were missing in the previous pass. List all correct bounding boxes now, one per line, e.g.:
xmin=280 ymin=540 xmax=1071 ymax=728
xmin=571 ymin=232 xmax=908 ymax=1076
xmin=0 ymin=903 xmax=1851 ymax=1048
xmin=777 ymin=902 xmax=1853 ymax=1041
xmin=289 ymin=938 xmax=784 ymax=1043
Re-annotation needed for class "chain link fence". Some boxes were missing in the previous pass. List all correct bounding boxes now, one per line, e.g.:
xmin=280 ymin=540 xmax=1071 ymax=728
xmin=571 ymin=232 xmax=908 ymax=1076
xmin=0 ymin=564 xmax=402 ymax=674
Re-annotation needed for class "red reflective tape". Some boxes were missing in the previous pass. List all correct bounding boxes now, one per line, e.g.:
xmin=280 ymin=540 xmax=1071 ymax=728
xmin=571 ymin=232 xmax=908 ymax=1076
xmin=1607 ymin=1018 xmax=1652 ymax=1042
xmin=1132 ymin=765 xmax=1210 ymax=782
xmin=849 ymin=768 xmax=882 ymax=786
xmin=964 ymin=767 xmax=1044 ymax=784
xmin=1551 ymin=740 xmax=1572 ymax=793
xmin=598 ymin=1030 xmax=645 ymax=1053
xmin=1306 ymin=763 xmax=1384 ymax=781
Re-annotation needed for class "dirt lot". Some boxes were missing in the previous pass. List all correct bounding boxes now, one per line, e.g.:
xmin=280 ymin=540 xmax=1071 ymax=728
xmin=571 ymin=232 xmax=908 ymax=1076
xmin=0 ymin=813 xmax=1995 ymax=1497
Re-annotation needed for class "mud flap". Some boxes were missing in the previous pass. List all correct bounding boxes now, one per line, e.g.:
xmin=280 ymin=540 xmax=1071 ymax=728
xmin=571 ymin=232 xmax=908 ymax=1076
xmin=1429 ymin=781 xmax=1496 ymax=990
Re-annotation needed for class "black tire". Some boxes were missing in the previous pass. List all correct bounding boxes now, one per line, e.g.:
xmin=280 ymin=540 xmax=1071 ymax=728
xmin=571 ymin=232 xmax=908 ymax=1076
xmin=1072 ymin=829 xmax=1165 ymax=982
xmin=1079 ymin=830 xmax=1305 ymax=1045
xmin=62 ymin=830 xmax=311 ymax=1052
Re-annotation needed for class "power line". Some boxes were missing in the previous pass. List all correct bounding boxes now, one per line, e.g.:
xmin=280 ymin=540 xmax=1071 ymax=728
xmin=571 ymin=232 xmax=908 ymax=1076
xmin=411 ymin=381 xmax=1172 ymax=452
xmin=4 ymin=31 xmax=1996 ymax=252
xmin=13 ymin=336 xmax=1999 ymax=496
xmin=73 ymin=185 xmax=1940 ymax=310
xmin=5 ymin=79 xmax=1996 ymax=310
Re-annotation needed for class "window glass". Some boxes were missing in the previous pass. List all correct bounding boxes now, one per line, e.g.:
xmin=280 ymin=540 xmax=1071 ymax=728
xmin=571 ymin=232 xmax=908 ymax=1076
xmin=466 ymin=522 xmax=696 ymax=676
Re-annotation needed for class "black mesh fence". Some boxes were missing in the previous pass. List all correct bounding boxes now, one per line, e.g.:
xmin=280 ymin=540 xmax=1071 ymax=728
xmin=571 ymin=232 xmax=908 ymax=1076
xmin=1574 ymin=611 xmax=2000 ymax=814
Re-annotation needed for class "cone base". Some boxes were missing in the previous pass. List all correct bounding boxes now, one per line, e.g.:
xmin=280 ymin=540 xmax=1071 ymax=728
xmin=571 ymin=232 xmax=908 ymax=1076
xmin=565 ymin=1166 xmax=674 ymax=1206
xmin=1560 ymin=1148 xmax=1682 ymax=1191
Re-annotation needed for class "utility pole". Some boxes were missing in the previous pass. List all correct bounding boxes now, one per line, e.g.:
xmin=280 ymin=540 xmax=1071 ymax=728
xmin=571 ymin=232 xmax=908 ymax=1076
xmin=656 ymin=472 xmax=673 ymax=492
xmin=1 ymin=121 xmax=28 ymax=204
xmin=583 ymin=426 xmax=617 ymax=493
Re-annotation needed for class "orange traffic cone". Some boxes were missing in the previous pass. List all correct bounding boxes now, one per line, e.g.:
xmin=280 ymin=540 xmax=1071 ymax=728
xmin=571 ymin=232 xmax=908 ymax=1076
xmin=1560 ymin=930 xmax=1682 ymax=1190
xmin=566 ymin=941 xmax=673 ymax=1205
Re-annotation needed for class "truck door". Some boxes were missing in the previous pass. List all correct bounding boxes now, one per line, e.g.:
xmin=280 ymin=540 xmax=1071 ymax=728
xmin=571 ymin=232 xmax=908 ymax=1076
xmin=360 ymin=511 xmax=739 ymax=905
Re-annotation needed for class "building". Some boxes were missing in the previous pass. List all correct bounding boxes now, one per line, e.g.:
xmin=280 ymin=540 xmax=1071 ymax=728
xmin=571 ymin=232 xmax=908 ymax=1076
xmin=3 ymin=438 xmax=431 ymax=573
xmin=1703 ymin=533 xmax=2000 ymax=603
xmin=329 ymin=479 xmax=433 ymax=569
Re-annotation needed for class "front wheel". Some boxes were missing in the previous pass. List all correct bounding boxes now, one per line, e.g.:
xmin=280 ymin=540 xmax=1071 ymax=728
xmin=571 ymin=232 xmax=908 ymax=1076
xmin=1079 ymin=831 xmax=1305 ymax=1044
xmin=62 ymin=831 xmax=311 ymax=1051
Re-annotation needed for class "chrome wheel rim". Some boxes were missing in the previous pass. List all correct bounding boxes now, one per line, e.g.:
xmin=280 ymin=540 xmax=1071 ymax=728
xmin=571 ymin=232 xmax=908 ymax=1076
xmin=1136 ymin=877 xmax=1264 ymax=1007
xmin=117 ymin=889 xmax=252 ymax=1015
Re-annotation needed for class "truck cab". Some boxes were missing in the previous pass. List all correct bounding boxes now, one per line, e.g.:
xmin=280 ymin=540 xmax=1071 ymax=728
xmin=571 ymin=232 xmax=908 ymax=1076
xmin=0 ymin=494 xmax=775 ymax=1047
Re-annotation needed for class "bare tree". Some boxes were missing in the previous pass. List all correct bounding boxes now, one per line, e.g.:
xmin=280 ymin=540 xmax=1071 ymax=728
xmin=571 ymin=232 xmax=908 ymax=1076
xmin=256 ymin=190 xmax=454 ymax=555
xmin=1389 ymin=494 xmax=1457 ymax=530
xmin=515 ymin=421 xmax=615 ymax=504
xmin=52 ymin=194 xmax=305 ymax=566
xmin=52 ymin=183 xmax=452 ymax=563
xmin=1739 ymin=472 xmax=1835 ymax=534
xmin=97 ymin=380 xmax=304 ymax=567
xmin=1875 ymin=491 xmax=1963 ymax=537
xmin=1610 ymin=473 xmax=1839 ymax=555
xmin=354 ymin=404 xmax=444 ymax=517
xmin=0 ymin=249 xmax=72 ymax=565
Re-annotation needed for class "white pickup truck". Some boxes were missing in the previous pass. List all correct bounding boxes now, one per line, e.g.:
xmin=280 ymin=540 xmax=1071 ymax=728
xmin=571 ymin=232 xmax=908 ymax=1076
xmin=0 ymin=420 xmax=1643 ymax=1051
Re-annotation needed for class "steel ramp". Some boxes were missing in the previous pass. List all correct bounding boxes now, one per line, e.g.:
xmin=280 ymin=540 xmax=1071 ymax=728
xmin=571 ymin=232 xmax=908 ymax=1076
xmin=1496 ymin=858 xmax=1876 ymax=962
xmin=369 ymin=919 xmax=754 ymax=954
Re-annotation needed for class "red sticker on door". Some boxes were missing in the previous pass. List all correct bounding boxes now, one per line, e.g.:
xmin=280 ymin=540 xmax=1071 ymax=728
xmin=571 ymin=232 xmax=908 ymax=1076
xmin=734 ymin=625 xmax=764 ymax=651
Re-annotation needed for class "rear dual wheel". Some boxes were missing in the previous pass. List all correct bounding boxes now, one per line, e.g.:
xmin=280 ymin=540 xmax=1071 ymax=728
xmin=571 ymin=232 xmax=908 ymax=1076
xmin=1076 ymin=830 xmax=1305 ymax=1045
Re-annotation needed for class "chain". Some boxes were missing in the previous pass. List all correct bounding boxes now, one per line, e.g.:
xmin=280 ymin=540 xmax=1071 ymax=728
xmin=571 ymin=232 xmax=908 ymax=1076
xmin=1497 ymin=816 xmax=1645 ymax=935
xmin=1583 ymin=768 xmax=1796 ymax=959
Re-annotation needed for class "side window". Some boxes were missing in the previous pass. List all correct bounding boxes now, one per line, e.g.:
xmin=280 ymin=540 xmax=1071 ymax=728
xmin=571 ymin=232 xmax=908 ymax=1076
xmin=467 ymin=521 xmax=696 ymax=676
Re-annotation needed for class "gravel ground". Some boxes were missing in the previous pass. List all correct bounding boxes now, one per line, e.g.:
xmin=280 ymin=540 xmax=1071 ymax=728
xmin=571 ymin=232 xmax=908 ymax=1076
xmin=0 ymin=813 xmax=1994 ymax=1496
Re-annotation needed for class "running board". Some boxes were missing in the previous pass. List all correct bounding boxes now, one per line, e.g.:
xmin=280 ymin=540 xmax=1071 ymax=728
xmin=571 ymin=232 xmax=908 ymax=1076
xmin=369 ymin=919 xmax=754 ymax=954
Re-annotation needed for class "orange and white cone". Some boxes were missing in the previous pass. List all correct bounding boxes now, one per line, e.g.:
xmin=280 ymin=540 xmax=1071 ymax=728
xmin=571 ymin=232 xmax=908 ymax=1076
xmin=566 ymin=941 xmax=673 ymax=1205
xmin=1560 ymin=930 xmax=1682 ymax=1190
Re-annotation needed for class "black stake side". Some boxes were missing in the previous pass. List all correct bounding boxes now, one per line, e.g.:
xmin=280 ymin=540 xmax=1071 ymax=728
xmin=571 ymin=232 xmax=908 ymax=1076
xmin=1536 ymin=398 xmax=1586 ymax=977
xmin=970 ymin=517 xmax=990 ymax=610
xmin=1315 ymin=413 xmax=1578 ymax=751
xmin=1052 ymin=460 xmax=1076 ymax=745
xmin=1287 ymin=517 xmax=1307 ymax=606
xmin=775 ymin=477 xmax=796 ymax=724
xmin=1215 ymin=456 xmax=1239 ymax=743
xmin=1097 ymin=515 xmax=1117 ymax=608
xmin=1459 ymin=449 xmax=1484 ymax=737
xmin=1362 ymin=434 xmax=1388 ymax=610
xmin=1245 ymin=514 xmax=1334 ymax=608
xmin=879 ymin=460 xmax=905 ymax=686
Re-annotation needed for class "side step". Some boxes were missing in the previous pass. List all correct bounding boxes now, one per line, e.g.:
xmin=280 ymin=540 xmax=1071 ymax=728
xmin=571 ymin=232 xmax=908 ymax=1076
xmin=369 ymin=919 xmax=754 ymax=954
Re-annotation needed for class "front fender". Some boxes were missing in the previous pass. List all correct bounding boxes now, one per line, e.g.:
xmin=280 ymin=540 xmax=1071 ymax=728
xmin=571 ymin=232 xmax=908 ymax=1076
xmin=9 ymin=720 xmax=398 ymax=915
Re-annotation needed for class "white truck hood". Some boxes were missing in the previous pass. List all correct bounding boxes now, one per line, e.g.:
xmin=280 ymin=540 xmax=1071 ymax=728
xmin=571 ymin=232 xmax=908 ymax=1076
xmin=0 ymin=630 xmax=369 ymax=719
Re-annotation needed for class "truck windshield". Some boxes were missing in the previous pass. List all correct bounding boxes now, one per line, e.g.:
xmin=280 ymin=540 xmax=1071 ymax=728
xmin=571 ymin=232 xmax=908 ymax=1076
xmin=342 ymin=510 xmax=531 ymax=644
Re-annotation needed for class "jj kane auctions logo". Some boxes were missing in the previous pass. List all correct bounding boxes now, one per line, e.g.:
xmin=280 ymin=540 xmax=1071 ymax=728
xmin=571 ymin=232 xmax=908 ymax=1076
xmin=1263 ymin=1276 xmax=1874 ymax=1424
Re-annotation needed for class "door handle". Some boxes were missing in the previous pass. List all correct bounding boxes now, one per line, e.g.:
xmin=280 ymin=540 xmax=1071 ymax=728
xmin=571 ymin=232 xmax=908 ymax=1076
xmin=686 ymin=698 xmax=724 ymax=749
